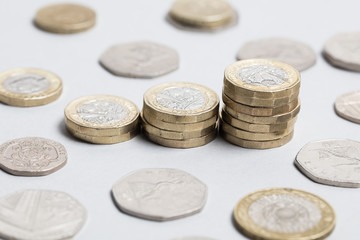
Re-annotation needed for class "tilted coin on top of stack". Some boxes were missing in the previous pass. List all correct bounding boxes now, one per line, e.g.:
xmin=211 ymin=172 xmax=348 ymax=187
xmin=64 ymin=95 xmax=140 ymax=144
xmin=220 ymin=59 xmax=301 ymax=149
xmin=142 ymin=82 xmax=219 ymax=148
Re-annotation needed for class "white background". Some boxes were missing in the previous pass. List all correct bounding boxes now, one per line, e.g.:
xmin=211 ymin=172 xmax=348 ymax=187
xmin=0 ymin=0 xmax=360 ymax=239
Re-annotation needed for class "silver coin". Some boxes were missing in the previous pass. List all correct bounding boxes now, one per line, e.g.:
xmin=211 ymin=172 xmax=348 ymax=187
xmin=0 ymin=189 xmax=87 ymax=240
xmin=157 ymin=87 xmax=207 ymax=110
xmin=99 ymin=41 xmax=179 ymax=78
xmin=0 ymin=137 xmax=67 ymax=176
xmin=236 ymin=38 xmax=316 ymax=71
xmin=335 ymin=91 xmax=360 ymax=124
xmin=238 ymin=64 xmax=289 ymax=87
xmin=2 ymin=73 xmax=50 ymax=94
xmin=112 ymin=168 xmax=207 ymax=221
xmin=295 ymin=139 xmax=360 ymax=188
xmin=323 ymin=32 xmax=360 ymax=72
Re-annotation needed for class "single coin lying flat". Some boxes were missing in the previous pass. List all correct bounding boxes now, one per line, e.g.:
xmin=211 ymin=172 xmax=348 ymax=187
xmin=334 ymin=90 xmax=360 ymax=124
xmin=112 ymin=168 xmax=207 ymax=221
xmin=0 ymin=189 xmax=86 ymax=240
xmin=0 ymin=137 xmax=67 ymax=176
xmin=100 ymin=41 xmax=179 ymax=78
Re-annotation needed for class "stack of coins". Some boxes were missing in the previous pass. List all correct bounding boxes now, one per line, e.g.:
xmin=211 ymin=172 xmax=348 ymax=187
xmin=220 ymin=59 xmax=300 ymax=149
xmin=142 ymin=82 xmax=219 ymax=148
xmin=64 ymin=95 xmax=140 ymax=144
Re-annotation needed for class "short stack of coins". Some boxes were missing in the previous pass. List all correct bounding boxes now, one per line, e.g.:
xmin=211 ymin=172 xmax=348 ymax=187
xmin=220 ymin=59 xmax=301 ymax=149
xmin=64 ymin=95 xmax=140 ymax=144
xmin=142 ymin=82 xmax=219 ymax=148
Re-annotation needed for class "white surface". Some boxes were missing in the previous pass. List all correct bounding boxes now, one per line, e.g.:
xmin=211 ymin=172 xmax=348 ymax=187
xmin=0 ymin=0 xmax=360 ymax=239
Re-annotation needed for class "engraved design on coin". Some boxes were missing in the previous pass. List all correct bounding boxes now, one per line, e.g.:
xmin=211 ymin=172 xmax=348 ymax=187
xmin=0 ymin=189 xmax=86 ymax=240
xmin=77 ymin=100 xmax=128 ymax=124
xmin=248 ymin=194 xmax=322 ymax=233
xmin=2 ymin=74 xmax=50 ymax=94
xmin=156 ymin=87 xmax=207 ymax=110
xmin=238 ymin=65 xmax=289 ymax=87
xmin=335 ymin=91 xmax=360 ymax=124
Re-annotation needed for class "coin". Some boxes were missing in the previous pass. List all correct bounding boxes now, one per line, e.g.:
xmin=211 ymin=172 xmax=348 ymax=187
xmin=295 ymin=139 xmax=360 ymax=188
xmin=145 ymin=130 xmax=216 ymax=148
xmin=0 ymin=189 xmax=86 ymax=240
xmin=112 ymin=168 xmax=207 ymax=221
xmin=34 ymin=3 xmax=96 ymax=33
xmin=323 ymin=32 xmax=360 ymax=72
xmin=0 ymin=68 xmax=62 ymax=107
xmin=233 ymin=188 xmax=336 ymax=240
xmin=0 ymin=137 xmax=67 ymax=176
xmin=334 ymin=91 xmax=360 ymax=124
xmin=143 ymin=82 xmax=219 ymax=123
xmin=221 ymin=130 xmax=293 ymax=149
xmin=236 ymin=38 xmax=317 ymax=71
xmin=100 ymin=41 xmax=179 ymax=78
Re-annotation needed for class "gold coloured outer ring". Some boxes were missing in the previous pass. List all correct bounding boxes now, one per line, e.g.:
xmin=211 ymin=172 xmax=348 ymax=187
xmin=0 ymin=68 xmax=62 ymax=107
xmin=233 ymin=188 xmax=336 ymax=240
xmin=224 ymin=59 xmax=300 ymax=97
xmin=144 ymin=130 xmax=217 ymax=149
xmin=34 ymin=4 xmax=96 ymax=34
xmin=221 ymin=109 xmax=297 ymax=133
xmin=220 ymin=130 xmax=293 ymax=149
xmin=143 ymin=82 xmax=219 ymax=123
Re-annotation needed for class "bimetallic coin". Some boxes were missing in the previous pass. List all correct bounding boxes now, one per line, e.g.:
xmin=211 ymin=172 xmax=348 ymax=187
xmin=236 ymin=38 xmax=316 ymax=71
xmin=334 ymin=91 xmax=360 ymax=124
xmin=100 ymin=41 xmax=179 ymax=78
xmin=34 ymin=3 xmax=96 ymax=33
xmin=112 ymin=168 xmax=207 ymax=221
xmin=0 ymin=68 xmax=62 ymax=107
xmin=323 ymin=32 xmax=360 ymax=72
xmin=295 ymin=139 xmax=360 ymax=188
xmin=0 ymin=137 xmax=67 ymax=176
xmin=0 ymin=189 xmax=86 ymax=240
xmin=233 ymin=188 xmax=336 ymax=240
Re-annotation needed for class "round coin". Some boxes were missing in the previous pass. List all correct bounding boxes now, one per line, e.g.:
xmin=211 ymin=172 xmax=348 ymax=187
xmin=323 ymin=32 xmax=360 ymax=72
xmin=34 ymin=3 xmax=96 ymax=33
xmin=0 ymin=68 xmax=62 ymax=107
xmin=334 ymin=90 xmax=360 ymax=124
xmin=100 ymin=41 xmax=179 ymax=78
xmin=236 ymin=38 xmax=316 ymax=71
xmin=233 ymin=188 xmax=336 ymax=240
xmin=0 ymin=137 xmax=67 ymax=176
xmin=0 ymin=189 xmax=86 ymax=240
xmin=295 ymin=139 xmax=360 ymax=188
xmin=112 ymin=168 xmax=207 ymax=221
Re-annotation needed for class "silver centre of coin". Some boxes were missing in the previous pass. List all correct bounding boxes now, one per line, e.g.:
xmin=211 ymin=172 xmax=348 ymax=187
xmin=156 ymin=87 xmax=207 ymax=110
xmin=2 ymin=73 xmax=50 ymax=94
xmin=77 ymin=100 xmax=128 ymax=124
xmin=248 ymin=194 xmax=321 ymax=233
xmin=238 ymin=65 xmax=289 ymax=87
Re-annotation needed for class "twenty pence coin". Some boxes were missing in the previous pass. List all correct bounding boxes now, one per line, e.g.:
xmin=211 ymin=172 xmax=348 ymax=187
xmin=334 ymin=91 xmax=360 ymax=124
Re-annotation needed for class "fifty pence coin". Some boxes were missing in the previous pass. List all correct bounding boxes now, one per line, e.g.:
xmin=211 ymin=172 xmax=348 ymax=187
xmin=0 ymin=137 xmax=67 ymax=176
xmin=236 ymin=38 xmax=316 ymax=71
xmin=112 ymin=168 xmax=207 ymax=221
xmin=334 ymin=91 xmax=360 ymax=124
xmin=295 ymin=139 xmax=360 ymax=188
xmin=0 ymin=68 xmax=62 ymax=107
xmin=323 ymin=32 xmax=360 ymax=72
xmin=0 ymin=189 xmax=87 ymax=240
xmin=100 ymin=41 xmax=179 ymax=78
xmin=233 ymin=188 xmax=336 ymax=240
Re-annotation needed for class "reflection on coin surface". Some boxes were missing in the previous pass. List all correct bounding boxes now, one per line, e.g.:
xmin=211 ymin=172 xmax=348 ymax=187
xmin=237 ymin=38 xmax=316 ymax=71
xmin=100 ymin=41 xmax=179 ymax=78
xmin=323 ymin=32 xmax=360 ymax=72
xmin=334 ymin=91 xmax=360 ymax=124
xmin=34 ymin=3 xmax=96 ymax=33
xmin=234 ymin=188 xmax=335 ymax=240
xmin=112 ymin=168 xmax=207 ymax=221
xmin=0 ymin=189 xmax=86 ymax=240
xmin=296 ymin=139 xmax=360 ymax=188
xmin=0 ymin=137 xmax=67 ymax=176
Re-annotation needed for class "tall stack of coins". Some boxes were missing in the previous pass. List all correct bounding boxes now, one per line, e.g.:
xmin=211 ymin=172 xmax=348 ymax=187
xmin=64 ymin=95 xmax=140 ymax=144
xmin=220 ymin=59 xmax=300 ymax=149
xmin=142 ymin=82 xmax=219 ymax=148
